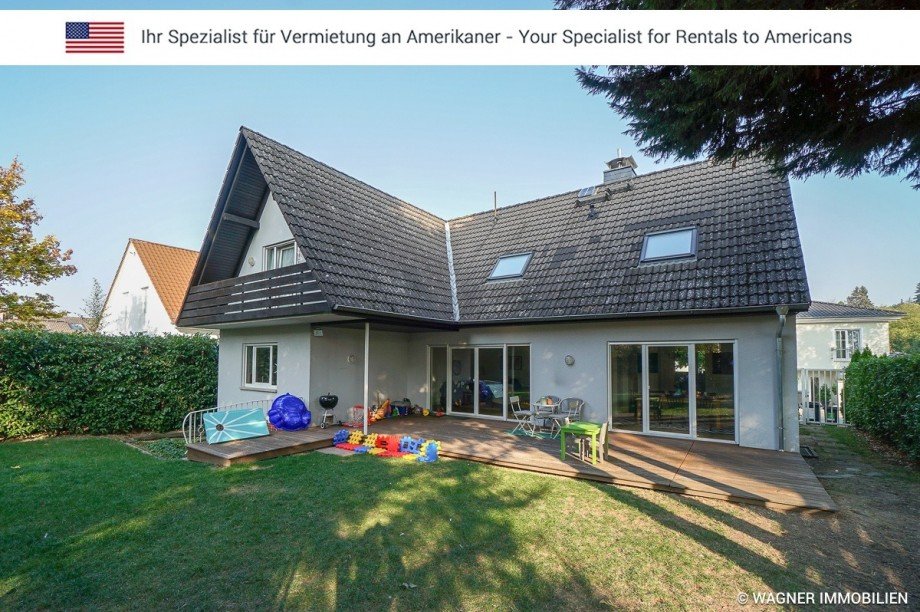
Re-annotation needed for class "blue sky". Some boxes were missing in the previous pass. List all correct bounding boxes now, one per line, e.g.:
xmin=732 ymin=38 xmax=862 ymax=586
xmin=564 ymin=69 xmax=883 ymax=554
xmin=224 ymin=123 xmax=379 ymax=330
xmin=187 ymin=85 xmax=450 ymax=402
xmin=2 ymin=25 xmax=918 ymax=312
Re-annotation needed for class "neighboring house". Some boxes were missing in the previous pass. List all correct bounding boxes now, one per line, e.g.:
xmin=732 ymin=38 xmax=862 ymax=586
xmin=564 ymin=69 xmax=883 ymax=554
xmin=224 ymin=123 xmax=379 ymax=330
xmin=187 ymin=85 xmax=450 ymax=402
xmin=796 ymin=301 xmax=904 ymax=425
xmin=102 ymin=238 xmax=212 ymax=336
xmin=36 ymin=316 xmax=93 ymax=333
xmin=177 ymin=127 xmax=811 ymax=452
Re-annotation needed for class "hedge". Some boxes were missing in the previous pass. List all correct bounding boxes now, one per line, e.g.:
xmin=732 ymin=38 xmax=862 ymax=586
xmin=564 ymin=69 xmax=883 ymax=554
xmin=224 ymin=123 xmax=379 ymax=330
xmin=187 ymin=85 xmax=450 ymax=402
xmin=0 ymin=330 xmax=217 ymax=438
xmin=845 ymin=351 xmax=920 ymax=461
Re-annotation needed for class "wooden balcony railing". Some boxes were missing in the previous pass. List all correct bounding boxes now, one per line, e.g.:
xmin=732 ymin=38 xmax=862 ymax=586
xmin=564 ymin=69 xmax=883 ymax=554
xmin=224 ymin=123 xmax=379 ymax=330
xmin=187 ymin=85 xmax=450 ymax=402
xmin=177 ymin=262 xmax=329 ymax=327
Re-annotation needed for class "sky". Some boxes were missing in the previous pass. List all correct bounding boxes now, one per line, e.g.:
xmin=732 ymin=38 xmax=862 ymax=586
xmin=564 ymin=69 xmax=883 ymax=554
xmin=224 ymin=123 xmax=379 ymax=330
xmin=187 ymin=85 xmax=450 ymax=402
xmin=1 ymin=5 xmax=918 ymax=312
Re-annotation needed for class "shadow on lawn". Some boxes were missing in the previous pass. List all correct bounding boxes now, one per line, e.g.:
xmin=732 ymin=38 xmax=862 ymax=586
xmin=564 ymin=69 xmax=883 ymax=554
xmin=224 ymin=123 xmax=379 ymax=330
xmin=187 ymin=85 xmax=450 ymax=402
xmin=0 ymin=441 xmax=612 ymax=610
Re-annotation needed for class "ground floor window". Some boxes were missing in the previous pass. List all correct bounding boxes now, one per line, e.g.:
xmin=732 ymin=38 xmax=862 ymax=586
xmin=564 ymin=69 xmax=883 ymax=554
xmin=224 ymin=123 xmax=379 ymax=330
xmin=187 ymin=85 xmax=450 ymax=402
xmin=428 ymin=344 xmax=530 ymax=419
xmin=243 ymin=343 xmax=277 ymax=390
xmin=609 ymin=341 xmax=736 ymax=442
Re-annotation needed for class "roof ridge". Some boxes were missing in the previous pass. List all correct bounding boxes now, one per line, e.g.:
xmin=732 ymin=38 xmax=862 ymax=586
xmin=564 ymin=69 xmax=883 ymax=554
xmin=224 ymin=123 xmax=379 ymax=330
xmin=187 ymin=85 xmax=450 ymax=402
xmin=447 ymin=158 xmax=716 ymax=224
xmin=239 ymin=126 xmax=447 ymax=226
xmin=129 ymin=237 xmax=198 ymax=254
xmin=809 ymin=300 xmax=904 ymax=316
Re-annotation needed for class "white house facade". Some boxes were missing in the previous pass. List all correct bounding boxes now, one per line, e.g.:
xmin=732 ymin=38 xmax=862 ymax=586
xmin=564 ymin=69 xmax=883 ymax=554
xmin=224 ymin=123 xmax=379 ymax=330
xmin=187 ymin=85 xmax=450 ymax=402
xmin=795 ymin=301 xmax=904 ymax=424
xmin=180 ymin=128 xmax=812 ymax=452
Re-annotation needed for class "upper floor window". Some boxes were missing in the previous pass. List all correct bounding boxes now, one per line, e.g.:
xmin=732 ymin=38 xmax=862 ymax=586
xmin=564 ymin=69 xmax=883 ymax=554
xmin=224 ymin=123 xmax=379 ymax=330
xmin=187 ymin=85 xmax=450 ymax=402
xmin=244 ymin=343 xmax=277 ymax=389
xmin=265 ymin=241 xmax=296 ymax=271
xmin=834 ymin=329 xmax=861 ymax=360
xmin=641 ymin=228 xmax=697 ymax=262
xmin=488 ymin=252 xmax=532 ymax=280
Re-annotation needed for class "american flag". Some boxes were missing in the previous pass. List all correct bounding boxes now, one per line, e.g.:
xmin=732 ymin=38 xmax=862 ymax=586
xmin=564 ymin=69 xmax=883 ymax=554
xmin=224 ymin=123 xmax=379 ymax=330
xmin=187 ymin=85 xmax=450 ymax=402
xmin=65 ymin=22 xmax=125 ymax=54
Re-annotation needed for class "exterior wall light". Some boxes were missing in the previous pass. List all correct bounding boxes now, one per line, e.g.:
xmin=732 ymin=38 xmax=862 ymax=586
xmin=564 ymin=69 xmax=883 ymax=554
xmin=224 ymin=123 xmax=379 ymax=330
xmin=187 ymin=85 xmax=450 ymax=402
xmin=564 ymin=354 xmax=575 ymax=366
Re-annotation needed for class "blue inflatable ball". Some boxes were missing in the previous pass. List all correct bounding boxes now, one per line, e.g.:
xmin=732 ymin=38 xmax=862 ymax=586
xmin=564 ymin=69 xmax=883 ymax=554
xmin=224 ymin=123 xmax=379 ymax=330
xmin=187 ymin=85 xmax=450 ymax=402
xmin=268 ymin=393 xmax=311 ymax=431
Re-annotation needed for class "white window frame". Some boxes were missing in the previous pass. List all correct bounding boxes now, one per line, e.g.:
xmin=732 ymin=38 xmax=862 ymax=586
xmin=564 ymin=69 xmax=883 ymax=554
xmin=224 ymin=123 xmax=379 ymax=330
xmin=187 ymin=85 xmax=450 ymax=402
xmin=640 ymin=227 xmax=697 ymax=263
xmin=488 ymin=252 xmax=533 ymax=280
xmin=607 ymin=340 xmax=739 ymax=444
xmin=263 ymin=240 xmax=297 ymax=271
xmin=834 ymin=329 xmax=862 ymax=361
xmin=428 ymin=343 xmax=531 ymax=421
xmin=242 ymin=343 xmax=278 ymax=390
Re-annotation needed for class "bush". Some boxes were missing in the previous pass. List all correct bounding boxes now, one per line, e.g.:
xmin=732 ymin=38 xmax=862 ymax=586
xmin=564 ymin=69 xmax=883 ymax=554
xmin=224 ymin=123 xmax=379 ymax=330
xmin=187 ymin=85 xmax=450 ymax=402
xmin=0 ymin=330 xmax=217 ymax=438
xmin=845 ymin=352 xmax=920 ymax=460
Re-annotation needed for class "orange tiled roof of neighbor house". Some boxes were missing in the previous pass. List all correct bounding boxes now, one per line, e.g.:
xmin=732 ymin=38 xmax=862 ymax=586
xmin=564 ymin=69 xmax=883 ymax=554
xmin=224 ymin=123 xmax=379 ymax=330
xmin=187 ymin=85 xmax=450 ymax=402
xmin=130 ymin=239 xmax=199 ymax=323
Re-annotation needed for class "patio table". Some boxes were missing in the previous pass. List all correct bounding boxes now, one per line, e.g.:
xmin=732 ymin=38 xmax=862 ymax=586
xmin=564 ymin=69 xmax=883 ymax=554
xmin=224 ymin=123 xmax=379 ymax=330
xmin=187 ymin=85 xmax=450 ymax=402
xmin=559 ymin=421 xmax=603 ymax=465
xmin=532 ymin=400 xmax=558 ymax=435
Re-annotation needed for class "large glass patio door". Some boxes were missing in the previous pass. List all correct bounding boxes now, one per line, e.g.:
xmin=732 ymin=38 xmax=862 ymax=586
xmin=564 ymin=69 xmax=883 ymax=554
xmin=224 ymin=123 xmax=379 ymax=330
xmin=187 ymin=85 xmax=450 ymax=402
xmin=647 ymin=345 xmax=691 ymax=436
xmin=450 ymin=347 xmax=475 ymax=414
xmin=429 ymin=344 xmax=529 ymax=421
xmin=610 ymin=342 xmax=736 ymax=442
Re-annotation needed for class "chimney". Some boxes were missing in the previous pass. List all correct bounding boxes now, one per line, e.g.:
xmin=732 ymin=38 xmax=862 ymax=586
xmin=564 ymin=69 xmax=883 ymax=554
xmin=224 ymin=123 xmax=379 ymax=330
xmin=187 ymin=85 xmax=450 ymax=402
xmin=604 ymin=155 xmax=638 ymax=184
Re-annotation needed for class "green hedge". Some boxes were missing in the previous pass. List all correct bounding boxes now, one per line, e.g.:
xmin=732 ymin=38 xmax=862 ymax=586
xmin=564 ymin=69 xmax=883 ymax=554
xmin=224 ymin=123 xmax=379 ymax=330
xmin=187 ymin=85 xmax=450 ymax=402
xmin=845 ymin=351 xmax=920 ymax=460
xmin=0 ymin=330 xmax=217 ymax=438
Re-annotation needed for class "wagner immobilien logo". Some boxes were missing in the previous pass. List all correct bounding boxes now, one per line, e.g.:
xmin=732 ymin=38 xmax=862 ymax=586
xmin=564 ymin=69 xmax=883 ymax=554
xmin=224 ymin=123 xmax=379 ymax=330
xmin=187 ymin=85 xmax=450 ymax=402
xmin=65 ymin=21 xmax=124 ymax=54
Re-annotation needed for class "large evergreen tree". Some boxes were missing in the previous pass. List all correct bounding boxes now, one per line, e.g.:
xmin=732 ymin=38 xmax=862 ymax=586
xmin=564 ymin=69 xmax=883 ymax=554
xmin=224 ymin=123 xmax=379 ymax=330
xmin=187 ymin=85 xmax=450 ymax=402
xmin=914 ymin=281 xmax=920 ymax=304
xmin=846 ymin=285 xmax=874 ymax=309
xmin=555 ymin=1 xmax=920 ymax=187
xmin=0 ymin=159 xmax=76 ymax=328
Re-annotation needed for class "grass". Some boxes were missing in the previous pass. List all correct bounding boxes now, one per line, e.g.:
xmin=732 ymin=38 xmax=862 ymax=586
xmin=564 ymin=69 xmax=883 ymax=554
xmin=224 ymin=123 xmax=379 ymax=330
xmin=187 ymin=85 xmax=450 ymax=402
xmin=0 ymin=434 xmax=916 ymax=610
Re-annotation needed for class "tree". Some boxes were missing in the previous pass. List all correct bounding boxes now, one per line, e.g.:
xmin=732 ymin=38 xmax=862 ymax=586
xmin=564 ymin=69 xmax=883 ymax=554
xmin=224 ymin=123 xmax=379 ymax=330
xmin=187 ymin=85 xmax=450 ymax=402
xmin=890 ymin=302 xmax=920 ymax=354
xmin=80 ymin=277 xmax=108 ymax=332
xmin=554 ymin=1 xmax=920 ymax=188
xmin=845 ymin=286 xmax=874 ymax=309
xmin=0 ymin=159 xmax=76 ymax=328
xmin=914 ymin=282 xmax=920 ymax=304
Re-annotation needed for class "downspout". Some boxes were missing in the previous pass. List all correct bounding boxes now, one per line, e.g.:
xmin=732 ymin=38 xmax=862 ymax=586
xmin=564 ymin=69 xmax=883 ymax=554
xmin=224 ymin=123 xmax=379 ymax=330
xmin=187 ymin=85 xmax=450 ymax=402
xmin=775 ymin=305 xmax=789 ymax=451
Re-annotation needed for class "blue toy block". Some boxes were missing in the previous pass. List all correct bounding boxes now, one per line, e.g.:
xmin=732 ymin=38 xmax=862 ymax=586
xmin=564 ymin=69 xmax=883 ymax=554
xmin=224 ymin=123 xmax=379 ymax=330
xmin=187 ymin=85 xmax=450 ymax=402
xmin=417 ymin=442 xmax=439 ymax=463
xmin=332 ymin=429 xmax=350 ymax=444
xmin=399 ymin=435 xmax=414 ymax=453
xmin=354 ymin=445 xmax=369 ymax=454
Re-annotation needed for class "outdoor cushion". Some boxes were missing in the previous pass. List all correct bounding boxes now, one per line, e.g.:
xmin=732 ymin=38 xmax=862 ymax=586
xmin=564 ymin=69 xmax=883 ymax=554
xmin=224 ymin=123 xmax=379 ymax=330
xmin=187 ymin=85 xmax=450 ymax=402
xmin=203 ymin=408 xmax=269 ymax=444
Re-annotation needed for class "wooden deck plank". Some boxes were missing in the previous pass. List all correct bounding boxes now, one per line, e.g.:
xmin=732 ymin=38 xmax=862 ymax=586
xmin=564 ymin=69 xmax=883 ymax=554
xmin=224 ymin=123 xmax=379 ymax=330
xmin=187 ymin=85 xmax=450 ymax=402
xmin=185 ymin=417 xmax=835 ymax=511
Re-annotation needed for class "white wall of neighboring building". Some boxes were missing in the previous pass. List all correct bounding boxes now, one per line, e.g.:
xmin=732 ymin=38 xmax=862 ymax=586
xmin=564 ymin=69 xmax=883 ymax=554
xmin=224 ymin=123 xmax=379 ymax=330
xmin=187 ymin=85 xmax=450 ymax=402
xmin=236 ymin=193 xmax=303 ymax=277
xmin=796 ymin=320 xmax=892 ymax=370
xmin=101 ymin=242 xmax=177 ymax=335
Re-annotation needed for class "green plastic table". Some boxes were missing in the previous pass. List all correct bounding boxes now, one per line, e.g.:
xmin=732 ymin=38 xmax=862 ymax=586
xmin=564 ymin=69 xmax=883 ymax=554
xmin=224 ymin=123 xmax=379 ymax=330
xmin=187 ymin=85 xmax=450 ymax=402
xmin=559 ymin=421 xmax=603 ymax=465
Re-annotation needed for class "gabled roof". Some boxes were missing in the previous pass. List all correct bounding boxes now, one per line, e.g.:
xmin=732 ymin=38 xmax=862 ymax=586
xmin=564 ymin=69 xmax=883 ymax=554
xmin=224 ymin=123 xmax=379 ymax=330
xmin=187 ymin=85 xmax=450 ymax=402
xmin=798 ymin=301 xmax=905 ymax=320
xmin=130 ymin=239 xmax=199 ymax=323
xmin=36 ymin=316 xmax=93 ymax=333
xmin=449 ymin=158 xmax=809 ymax=322
xmin=183 ymin=128 xmax=811 ymax=326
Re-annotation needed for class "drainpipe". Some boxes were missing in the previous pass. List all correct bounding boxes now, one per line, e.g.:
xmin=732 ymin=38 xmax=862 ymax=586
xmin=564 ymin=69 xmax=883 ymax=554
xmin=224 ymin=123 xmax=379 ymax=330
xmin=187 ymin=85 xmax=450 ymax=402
xmin=775 ymin=305 xmax=789 ymax=451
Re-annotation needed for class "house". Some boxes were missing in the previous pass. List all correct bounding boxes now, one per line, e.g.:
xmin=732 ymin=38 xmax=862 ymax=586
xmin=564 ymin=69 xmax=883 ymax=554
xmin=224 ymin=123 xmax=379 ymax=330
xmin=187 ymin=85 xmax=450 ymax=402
xmin=177 ymin=127 xmax=811 ymax=452
xmin=36 ymin=316 xmax=93 ymax=333
xmin=102 ymin=238 xmax=212 ymax=336
xmin=796 ymin=301 xmax=904 ymax=424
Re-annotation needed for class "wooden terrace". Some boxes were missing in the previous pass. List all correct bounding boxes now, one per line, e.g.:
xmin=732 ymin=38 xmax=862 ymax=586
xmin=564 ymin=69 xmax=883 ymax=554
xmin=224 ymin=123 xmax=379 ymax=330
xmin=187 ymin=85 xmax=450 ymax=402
xmin=186 ymin=416 xmax=836 ymax=512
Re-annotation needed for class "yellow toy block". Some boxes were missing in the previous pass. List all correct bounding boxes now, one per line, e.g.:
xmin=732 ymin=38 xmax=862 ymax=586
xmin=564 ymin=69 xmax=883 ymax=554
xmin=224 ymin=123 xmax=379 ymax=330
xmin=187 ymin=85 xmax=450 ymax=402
xmin=363 ymin=433 xmax=378 ymax=447
xmin=347 ymin=430 xmax=364 ymax=445
xmin=367 ymin=447 xmax=385 ymax=455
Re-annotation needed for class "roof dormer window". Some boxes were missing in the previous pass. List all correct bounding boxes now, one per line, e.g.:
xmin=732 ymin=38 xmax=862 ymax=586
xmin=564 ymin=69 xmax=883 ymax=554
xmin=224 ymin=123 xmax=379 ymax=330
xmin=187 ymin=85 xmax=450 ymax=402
xmin=488 ymin=252 xmax=532 ymax=280
xmin=640 ymin=228 xmax=697 ymax=263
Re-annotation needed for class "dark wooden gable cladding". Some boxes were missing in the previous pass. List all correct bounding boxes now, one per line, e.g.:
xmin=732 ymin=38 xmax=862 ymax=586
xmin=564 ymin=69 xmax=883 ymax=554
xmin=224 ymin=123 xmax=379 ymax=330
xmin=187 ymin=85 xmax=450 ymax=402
xmin=198 ymin=145 xmax=270 ymax=284
xmin=177 ymin=133 xmax=333 ymax=327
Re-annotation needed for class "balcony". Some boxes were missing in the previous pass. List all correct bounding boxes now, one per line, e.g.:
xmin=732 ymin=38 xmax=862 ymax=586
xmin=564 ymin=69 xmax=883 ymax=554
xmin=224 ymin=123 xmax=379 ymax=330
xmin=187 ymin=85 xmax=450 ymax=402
xmin=177 ymin=262 xmax=329 ymax=327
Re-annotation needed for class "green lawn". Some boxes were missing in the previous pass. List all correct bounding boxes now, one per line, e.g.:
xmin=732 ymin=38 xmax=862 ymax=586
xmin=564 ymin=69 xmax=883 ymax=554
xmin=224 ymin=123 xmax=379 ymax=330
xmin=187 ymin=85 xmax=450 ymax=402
xmin=0 ymin=434 xmax=915 ymax=610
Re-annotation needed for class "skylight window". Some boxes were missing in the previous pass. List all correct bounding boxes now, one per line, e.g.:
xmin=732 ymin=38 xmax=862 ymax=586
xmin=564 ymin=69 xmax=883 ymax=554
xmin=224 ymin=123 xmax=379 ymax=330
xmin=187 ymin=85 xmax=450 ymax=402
xmin=577 ymin=186 xmax=598 ymax=198
xmin=641 ymin=228 xmax=697 ymax=262
xmin=488 ymin=252 xmax=532 ymax=280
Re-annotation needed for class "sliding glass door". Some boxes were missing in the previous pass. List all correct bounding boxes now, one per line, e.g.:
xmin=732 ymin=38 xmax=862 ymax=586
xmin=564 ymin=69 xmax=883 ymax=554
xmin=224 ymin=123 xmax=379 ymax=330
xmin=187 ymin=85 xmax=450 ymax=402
xmin=647 ymin=345 xmax=691 ymax=435
xmin=609 ymin=342 xmax=736 ymax=442
xmin=428 ymin=344 xmax=530 ymax=420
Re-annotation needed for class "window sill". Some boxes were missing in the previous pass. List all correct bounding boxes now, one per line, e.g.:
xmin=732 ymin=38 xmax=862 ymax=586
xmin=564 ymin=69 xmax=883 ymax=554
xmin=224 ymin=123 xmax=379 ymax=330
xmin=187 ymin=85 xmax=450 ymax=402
xmin=240 ymin=385 xmax=277 ymax=392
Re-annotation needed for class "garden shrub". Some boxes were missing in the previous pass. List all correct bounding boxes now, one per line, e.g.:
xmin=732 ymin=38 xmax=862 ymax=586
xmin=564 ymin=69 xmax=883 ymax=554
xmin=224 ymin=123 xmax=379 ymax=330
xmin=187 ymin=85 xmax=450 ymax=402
xmin=0 ymin=330 xmax=217 ymax=438
xmin=845 ymin=351 xmax=920 ymax=460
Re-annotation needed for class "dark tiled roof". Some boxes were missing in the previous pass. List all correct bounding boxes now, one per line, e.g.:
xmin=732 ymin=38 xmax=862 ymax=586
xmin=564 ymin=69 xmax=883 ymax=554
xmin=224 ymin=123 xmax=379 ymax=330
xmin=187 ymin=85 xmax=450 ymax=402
xmin=241 ymin=128 xmax=455 ymax=321
xmin=188 ymin=128 xmax=811 ymax=325
xmin=449 ymin=158 xmax=810 ymax=322
xmin=798 ymin=301 xmax=904 ymax=320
